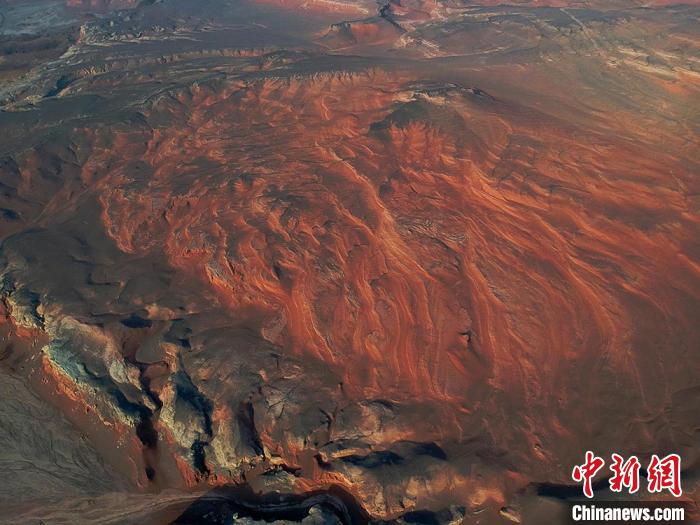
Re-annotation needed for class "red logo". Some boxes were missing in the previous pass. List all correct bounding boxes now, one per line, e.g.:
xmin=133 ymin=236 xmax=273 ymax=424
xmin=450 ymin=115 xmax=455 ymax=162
xmin=572 ymin=451 xmax=606 ymax=498
xmin=647 ymin=454 xmax=682 ymax=497
xmin=572 ymin=452 xmax=682 ymax=498
xmin=609 ymin=453 xmax=641 ymax=494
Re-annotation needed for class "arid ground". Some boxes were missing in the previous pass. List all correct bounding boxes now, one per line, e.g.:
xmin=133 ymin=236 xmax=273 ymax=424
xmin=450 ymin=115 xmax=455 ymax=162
xmin=0 ymin=0 xmax=699 ymax=523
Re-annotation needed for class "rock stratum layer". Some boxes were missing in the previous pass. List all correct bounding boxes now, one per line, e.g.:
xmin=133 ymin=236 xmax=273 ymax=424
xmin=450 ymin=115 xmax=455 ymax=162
xmin=0 ymin=0 xmax=699 ymax=523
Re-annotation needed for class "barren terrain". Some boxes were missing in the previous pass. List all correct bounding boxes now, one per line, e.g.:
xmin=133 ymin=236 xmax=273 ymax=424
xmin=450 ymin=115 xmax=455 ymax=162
xmin=0 ymin=0 xmax=699 ymax=523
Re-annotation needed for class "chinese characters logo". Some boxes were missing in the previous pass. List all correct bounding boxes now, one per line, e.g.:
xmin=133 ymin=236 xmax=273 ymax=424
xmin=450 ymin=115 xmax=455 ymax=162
xmin=572 ymin=451 xmax=682 ymax=499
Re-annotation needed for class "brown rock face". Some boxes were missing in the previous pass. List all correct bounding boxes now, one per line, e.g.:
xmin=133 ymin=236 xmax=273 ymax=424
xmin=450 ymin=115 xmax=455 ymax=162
xmin=0 ymin=0 xmax=699 ymax=523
